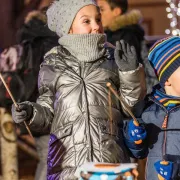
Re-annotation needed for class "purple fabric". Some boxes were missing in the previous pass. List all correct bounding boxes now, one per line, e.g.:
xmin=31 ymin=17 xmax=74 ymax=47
xmin=47 ymin=134 xmax=63 ymax=180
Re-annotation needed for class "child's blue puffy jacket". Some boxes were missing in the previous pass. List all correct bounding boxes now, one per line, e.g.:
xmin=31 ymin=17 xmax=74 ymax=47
xmin=125 ymin=96 xmax=180 ymax=180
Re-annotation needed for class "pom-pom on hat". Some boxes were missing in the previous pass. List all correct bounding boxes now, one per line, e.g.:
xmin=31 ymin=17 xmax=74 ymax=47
xmin=46 ymin=0 xmax=97 ymax=38
xmin=148 ymin=36 xmax=180 ymax=87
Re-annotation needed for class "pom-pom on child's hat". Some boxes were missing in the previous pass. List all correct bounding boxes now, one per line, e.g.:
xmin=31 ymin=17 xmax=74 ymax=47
xmin=148 ymin=36 xmax=180 ymax=87
xmin=46 ymin=0 xmax=97 ymax=38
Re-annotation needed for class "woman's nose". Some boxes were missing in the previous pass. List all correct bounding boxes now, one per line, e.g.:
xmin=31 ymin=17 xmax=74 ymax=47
xmin=92 ymin=22 xmax=100 ymax=33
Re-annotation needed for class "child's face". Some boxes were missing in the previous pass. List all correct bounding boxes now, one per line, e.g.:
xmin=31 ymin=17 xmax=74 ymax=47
xmin=96 ymin=0 xmax=121 ymax=29
xmin=69 ymin=5 xmax=103 ymax=34
xmin=165 ymin=67 xmax=180 ymax=96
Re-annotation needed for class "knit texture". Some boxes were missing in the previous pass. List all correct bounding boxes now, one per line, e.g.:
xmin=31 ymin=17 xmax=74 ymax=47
xmin=46 ymin=0 xmax=97 ymax=37
xmin=153 ymin=88 xmax=180 ymax=110
xmin=148 ymin=36 xmax=180 ymax=87
xmin=59 ymin=34 xmax=106 ymax=62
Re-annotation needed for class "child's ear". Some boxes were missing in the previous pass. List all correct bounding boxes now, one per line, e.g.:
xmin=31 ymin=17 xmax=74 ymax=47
xmin=165 ymin=80 xmax=171 ymax=86
xmin=112 ymin=7 xmax=122 ymax=17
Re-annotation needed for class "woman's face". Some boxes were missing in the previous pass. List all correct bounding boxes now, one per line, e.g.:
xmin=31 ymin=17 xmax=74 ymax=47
xmin=69 ymin=5 xmax=104 ymax=34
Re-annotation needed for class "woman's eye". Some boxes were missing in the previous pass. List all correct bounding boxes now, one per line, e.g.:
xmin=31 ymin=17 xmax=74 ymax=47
xmin=83 ymin=20 xmax=90 ymax=24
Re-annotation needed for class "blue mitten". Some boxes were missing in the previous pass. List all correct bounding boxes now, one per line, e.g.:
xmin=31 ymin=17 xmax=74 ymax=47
xmin=154 ymin=160 xmax=173 ymax=180
xmin=128 ymin=120 xmax=147 ymax=144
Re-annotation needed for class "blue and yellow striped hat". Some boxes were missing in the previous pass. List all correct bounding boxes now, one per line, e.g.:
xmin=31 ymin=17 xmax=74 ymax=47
xmin=148 ymin=36 xmax=180 ymax=87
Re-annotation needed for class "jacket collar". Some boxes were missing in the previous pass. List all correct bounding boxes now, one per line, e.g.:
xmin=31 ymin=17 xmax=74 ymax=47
xmin=106 ymin=9 xmax=143 ymax=32
xmin=58 ymin=34 xmax=107 ymax=62
xmin=149 ymin=85 xmax=180 ymax=112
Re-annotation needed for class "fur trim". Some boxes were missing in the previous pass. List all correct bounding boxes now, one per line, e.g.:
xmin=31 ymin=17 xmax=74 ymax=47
xmin=25 ymin=10 xmax=47 ymax=24
xmin=108 ymin=9 xmax=143 ymax=32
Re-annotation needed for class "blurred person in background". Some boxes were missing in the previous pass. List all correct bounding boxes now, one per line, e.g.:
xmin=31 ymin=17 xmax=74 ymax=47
xmin=0 ymin=0 xmax=43 ymax=49
xmin=96 ymin=0 xmax=158 ymax=97
xmin=0 ymin=0 xmax=58 ymax=179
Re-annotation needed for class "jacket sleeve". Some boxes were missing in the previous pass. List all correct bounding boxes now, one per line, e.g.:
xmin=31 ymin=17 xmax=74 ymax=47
xmin=118 ymin=63 xmax=146 ymax=110
xmin=123 ymin=119 xmax=148 ymax=159
xmin=27 ymin=50 xmax=59 ymax=133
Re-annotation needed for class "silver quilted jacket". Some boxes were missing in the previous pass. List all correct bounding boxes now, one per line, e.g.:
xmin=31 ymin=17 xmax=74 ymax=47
xmin=29 ymin=45 xmax=146 ymax=179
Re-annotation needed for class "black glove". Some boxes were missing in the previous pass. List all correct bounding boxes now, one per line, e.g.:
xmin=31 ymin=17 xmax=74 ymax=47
xmin=114 ymin=40 xmax=138 ymax=71
xmin=12 ymin=102 xmax=33 ymax=124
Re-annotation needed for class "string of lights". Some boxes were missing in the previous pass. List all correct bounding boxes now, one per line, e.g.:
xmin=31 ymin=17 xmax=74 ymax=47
xmin=165 ymin=0 xmax=180 ymax=36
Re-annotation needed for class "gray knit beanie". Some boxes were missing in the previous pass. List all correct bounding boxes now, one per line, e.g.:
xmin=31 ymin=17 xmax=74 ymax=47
xmin=47 ymin=0 xmax=97 ymax=37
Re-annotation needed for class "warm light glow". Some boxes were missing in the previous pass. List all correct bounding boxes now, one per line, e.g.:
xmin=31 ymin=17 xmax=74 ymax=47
xmin=177 ymin=8 xmax=180 ymax=14
xmin=166 ymin=7 xmax=171 ymax=12
xmin=172 ymin=30 xmax=178 ymax=35
xmin=166 ymin=0 xmax=180 ymax=36
xmin=170 ymin=3 xmax=175 ymax=9
xmin=165 ymin=29 xmax=171 ymax=34
xmin=167 ymin=13 xmax=173 ymax=18
xmin=170 ymin=21 xmax=176 ymax=27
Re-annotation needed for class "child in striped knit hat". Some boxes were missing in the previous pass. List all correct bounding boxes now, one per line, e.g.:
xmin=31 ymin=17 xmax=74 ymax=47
xmin=125 ymin=36 xmax=180 ymax=180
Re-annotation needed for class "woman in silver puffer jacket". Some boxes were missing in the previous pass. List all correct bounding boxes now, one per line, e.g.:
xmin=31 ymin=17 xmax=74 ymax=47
xmin=12 ymin=0 xmax=146 ymax=179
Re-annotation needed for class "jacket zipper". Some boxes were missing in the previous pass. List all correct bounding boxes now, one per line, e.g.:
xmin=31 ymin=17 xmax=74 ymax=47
xmin=150 ymin=97 xmax=180 ymax=128
xmin=149 ymin=97 xmax=180 ymax=158
xmin=80 ymin=62 xmax=93 ymax=161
